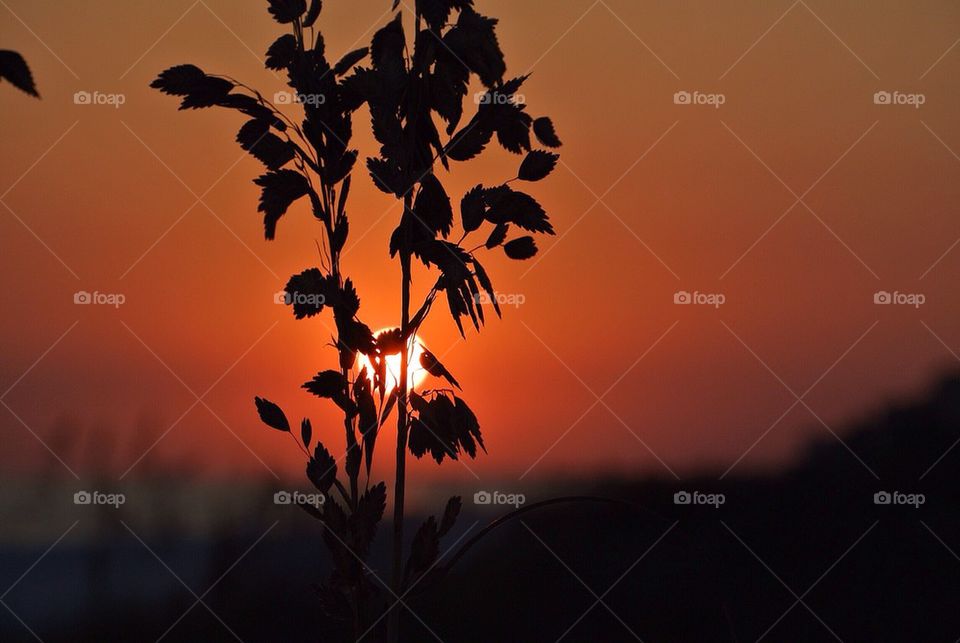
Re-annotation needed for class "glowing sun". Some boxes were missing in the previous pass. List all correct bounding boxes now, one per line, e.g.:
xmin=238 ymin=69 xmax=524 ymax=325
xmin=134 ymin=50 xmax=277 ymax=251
xmin=356 ymin=329 xmax=428 ymax=392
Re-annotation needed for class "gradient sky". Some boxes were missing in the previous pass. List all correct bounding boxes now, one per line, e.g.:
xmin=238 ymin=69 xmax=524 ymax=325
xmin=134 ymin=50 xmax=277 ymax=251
xmin=2 ymin=0 xmax=960 ymax=495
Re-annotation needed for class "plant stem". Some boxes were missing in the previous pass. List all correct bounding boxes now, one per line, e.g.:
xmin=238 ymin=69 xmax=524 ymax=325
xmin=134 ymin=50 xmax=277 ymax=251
xmin=388 ymin=192 xmax=414 ymax=643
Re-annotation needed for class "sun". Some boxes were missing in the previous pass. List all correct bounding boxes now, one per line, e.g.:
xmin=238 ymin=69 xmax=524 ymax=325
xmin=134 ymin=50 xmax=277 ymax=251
xmin=356 ymin=329 xmax=428 ymax=392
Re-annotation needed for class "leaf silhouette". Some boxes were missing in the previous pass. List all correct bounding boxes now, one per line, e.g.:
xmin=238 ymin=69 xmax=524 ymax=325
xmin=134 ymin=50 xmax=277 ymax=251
xmin=354 ymin=368 xmax=378 ymax=474
xmin=472 ymin=258 xmax=501 ymax=317
xmin=408 ymin=392 xmax=484 ymax=463
xmin=533 ymin=116 xmax=562 ymax=148
xmin=518 ymin=150 xmax=559 ymax=181
xmin=237 ymin=119 xmax=295 ymax=169
xmin=404 ymin=516 xmax=439 ymax=588
xmin=303 ymin=0 xmax=322 ymax=27
xmin=350 ymin=482 xmax=386 ymax=559
xmin=444 ymin=7 xmax=506 ymax=88
xmin=265 ymin=34 xmax=297 ymax=70
xmin=254 ymin=396 xmax=290 ymax=431
xmin=284 ymin=267 xmax=332 ymax=318
xmin=254 ymin=169 xmax=311 ymax=239
xmin=303 ymin=370 xmax=353 ymax=415
xmin=267 ymin=0 xmax=307 ymax=23
xmin=306 ymin=440 xmax=337 ymax=494
xmin=419 ymin=347 xmax=461 ymax=389
xmin=438 ymin=495 xmax=461 ymax=537
xmin=445 ymin=121 xmax=492 ymax=161
xmin=484 ymin=187 xmax=554 ymax=235
xmin=151 ymin=65 xmax=235 ymax=110
xmin=485 ymin=222 xmax=508 ymax=249
xmin=301 ymin=417 xmax=312 ymax=448
xmin=460 ymin=185 xmax=486 ymax=233
xmin=504 ymin=236 xmax=537 ymax=260
xmin=333 ymin=48 xmax=368 ymax=76
xmin=413 ymin=174 xmax=454 ymax=238
xmin=0 ymin=50 xmax=38 ymax=97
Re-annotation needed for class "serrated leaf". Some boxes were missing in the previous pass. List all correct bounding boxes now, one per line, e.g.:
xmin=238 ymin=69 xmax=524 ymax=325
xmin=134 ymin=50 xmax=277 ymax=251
xmin=503 ymin=236 xmax=537 ymax=260
xmin=303 ymin=370 xmax=346 ymax=399
xmin=267 ymin=0 xmax=307 ymax=23
xmin=413 ymin=174 xmax=453 ymax=238
xmin=533 ymin=117 xmax=562 ymax=148
xmin=518 ymin=150 xmax=558 ymax=181
xmin=438 ymin=496 xmax=462 ymax=538
xmin=446 ymin=122 xmax=492 ymax=161
xmin=265 ymin=35 xmax=297 ymax=71
xmin=254 ymin=396 xmax=290 ymax=431
xmin=460 ymin=185 xmax=486 ymax=233
xmin=306 ymin=441 xmax=337 ymax=494
xmin=254 ymin=169 xmax=311 ymax=239
xmin=0 ymin=50 xmax=38 ymax=97
xmin=333 ymin=48 xmax=368 ymax=76
xmin=484 ymin=188 xmax=554 ymax=235
xmin=237 ymin=119 xmax=295 ymax=169
xmin=485 ymin=222 xmax=508 ymax=249
xmin=284 ymin=267 xmax=331 ymax=318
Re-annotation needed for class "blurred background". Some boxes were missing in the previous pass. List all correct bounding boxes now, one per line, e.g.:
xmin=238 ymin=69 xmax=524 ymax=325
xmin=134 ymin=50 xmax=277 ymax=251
xmin=1 ymin=0 xmax=959 ymax=640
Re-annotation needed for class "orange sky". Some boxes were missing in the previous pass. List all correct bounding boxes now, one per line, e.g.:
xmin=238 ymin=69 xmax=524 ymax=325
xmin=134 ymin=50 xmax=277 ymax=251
xmin=2 ymin=0 xmax=960 ymax=494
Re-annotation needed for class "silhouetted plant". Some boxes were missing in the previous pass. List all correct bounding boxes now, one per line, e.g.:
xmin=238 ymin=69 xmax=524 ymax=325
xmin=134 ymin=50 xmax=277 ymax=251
xmin=152 ymin=1 xmax=559 ymax=640
xmin=0 ymin=50 xmax=39 ymax=97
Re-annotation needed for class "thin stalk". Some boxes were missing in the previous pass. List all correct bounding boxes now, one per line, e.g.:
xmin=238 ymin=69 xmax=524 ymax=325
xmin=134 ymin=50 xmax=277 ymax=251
xmin=388 ymin=192 xmax=414 ymax=643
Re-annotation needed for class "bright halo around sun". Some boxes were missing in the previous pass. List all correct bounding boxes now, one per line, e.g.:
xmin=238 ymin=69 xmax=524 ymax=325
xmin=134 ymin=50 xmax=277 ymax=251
xmin=356 ymin=329 xmax=428 ymax=392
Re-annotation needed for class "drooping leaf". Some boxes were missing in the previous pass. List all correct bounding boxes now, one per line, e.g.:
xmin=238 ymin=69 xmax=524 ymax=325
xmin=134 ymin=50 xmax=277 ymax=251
xmin=333 ymin=48 xmax=368 ymax=76
xmin=265 ymin=34 xmax=298 ymax=70
xmin=533 ymin=117 xmax=562 ymax=148
xmin=472 ymin=258 xmax=500 ymax=317
xmin=284 ymin=267 xmax=332 ymax=319
xmin=301 ymin=417 xmax=312 ymax=448
xmin=0 ymin=50 xmax=38 ymax=97
xmin=420 ymin=348 xmax=461 ymax=389
xmin=445 ymin=121 xmax=491 ymax=161
xmin=354 ymin=368 xmax=378 ymax=474
xmin=503 ymin=236 xmax=537 ymax=260
xmin=306 ymin=441 xmax=337 ymax=494
xmin=237 ymin=119 xmax=295 ymax=169
xmin=485 ymin=222 xmax=508 ymax=249
xmin=303 ymin=0 xmax=322 ymax=27
xmin=438 ymin=496 xmax=462 ymax=538
xmin=413 ymin=174 xmax=454 ymax=238
xmin=254 ymin=396 xmax=290 ymax=431
xmin=267 ymin=0 xmax=307 ymax=24
xmin=405 ymin=516 xmax=439 ymax=588
xmin=444 ymin=7 xmax=506 ymax=88
xmin=254 ymin=169 xmax=311 ymax=239
xmin=518 ymin=150 xmax=559 ymax=181
xmin=460 ymin=185 xmax=486 ymax=233
xmin=350 ymin=482 xmax=386 ymax=559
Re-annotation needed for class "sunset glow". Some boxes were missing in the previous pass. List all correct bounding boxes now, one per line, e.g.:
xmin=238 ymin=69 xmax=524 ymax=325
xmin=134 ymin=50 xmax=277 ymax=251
xmin=356 ymin=330 xmax=428 ymax=392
